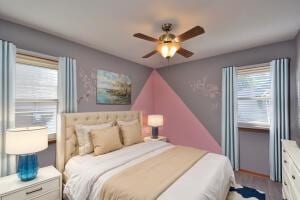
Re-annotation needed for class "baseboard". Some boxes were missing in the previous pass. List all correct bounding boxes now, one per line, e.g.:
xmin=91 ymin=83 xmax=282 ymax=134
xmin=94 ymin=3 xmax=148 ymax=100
xmin=239 ymin=168 xmax=269 ymax=179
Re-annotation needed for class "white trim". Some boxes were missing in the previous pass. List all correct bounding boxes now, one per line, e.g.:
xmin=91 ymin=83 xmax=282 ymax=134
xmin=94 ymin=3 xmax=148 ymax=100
xmin=238 ymin=122 xmax=269 ymax=130
xmin=236 ymin=62 xmax=271 ymax=131
xmin=237 ymin=96 xmax=270 ymax=100
xmin=237 ymin=62 xmax=271 ymax=70
xmin=48 ymin=133 xmax=56 ymax=141
xmin=15 ymin=99 xmax=58 ymax=103
xmin=16 ymin=48 xmax=59 ymax=62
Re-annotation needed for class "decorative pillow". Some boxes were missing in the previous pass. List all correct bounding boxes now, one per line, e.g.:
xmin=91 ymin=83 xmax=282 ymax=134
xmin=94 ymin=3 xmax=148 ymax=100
xmin=75 ymin=122 xmax=114 ymax=155
xmin=117 ymin=119 xmax=139 ymax=126
xmin=91 ymin=126 xmax=123 ymax=156
xmin=119 ymin=121 xmax=143 ymax=146
xmin=117 ymin=119 xmax=140 ymax=143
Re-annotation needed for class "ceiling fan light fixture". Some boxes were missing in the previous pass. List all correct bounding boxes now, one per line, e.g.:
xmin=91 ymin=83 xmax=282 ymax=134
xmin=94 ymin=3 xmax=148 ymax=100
xmin=157 ymin=42 xmax=180 ymax=59
xmin=134 ymin=24 xmax=204 ymax=59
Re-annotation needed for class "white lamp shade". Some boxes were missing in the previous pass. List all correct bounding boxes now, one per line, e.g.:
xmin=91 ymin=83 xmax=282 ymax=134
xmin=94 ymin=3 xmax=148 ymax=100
xmin=6 ymin=127 xmax=48 ymax=155
xmin=148 ymin=115 xmax=164 ymax=127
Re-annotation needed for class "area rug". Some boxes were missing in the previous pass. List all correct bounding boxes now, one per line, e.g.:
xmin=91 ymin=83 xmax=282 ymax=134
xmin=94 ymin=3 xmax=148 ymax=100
xmin=227 ymin=184 xmax=265 ymax=200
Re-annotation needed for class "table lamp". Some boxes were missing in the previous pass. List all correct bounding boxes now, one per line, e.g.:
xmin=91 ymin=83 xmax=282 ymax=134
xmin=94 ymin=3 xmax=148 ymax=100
xmin=6 ymin=127 xmax=48 ymax=181
xmin=148 ymin=115 xmax=164 ymax=139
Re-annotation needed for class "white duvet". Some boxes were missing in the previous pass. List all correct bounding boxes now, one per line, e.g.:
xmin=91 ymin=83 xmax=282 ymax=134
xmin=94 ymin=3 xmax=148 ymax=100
xmin=64 ymin=141 xmax=235 ymax=200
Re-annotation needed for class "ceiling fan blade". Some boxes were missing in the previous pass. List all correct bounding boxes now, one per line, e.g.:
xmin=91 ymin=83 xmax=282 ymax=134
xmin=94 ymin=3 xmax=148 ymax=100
xmin=177 ymin=47 xmax=194 ymax=58
xmin=133 ymin=33 xmax=158 ymax=42
xmin=142 ymin=50 xmax=157 ymax=58
xmin=177 ymin=26 xmax=205 ymax=42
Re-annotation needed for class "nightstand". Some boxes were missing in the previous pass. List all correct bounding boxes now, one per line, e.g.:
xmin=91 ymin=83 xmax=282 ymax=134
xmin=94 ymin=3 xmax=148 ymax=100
xmin=144 ymin=136 xmax=167 ymax=142
xmin=0 ymin=166 xmax=62 ymax=200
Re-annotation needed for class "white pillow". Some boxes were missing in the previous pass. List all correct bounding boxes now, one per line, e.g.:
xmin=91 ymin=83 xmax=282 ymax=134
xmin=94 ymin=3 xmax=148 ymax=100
xmin=75 ymin=122 xmax=114 ymax=155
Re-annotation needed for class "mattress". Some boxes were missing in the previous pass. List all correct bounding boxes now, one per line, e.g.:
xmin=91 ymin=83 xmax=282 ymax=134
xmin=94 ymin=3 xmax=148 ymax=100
xmin=64 ymin=141 xmax=235 ymax=200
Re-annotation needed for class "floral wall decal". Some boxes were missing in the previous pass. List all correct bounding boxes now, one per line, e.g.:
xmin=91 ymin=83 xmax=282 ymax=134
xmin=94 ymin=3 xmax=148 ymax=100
xmin=77 ymin=66 xmax=97 ymax=104
xmin=189 ymin=76 xmax=221 ymax=110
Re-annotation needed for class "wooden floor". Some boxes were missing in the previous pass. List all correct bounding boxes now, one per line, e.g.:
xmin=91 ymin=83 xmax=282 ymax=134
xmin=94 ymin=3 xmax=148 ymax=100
xmin=234 ymin=171 xmax=282 ymax=200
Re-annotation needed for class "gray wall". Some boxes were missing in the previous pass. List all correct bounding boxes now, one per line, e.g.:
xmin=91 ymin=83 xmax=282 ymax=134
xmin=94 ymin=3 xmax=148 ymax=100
xmin=239 ymin=131 xmax=269 ymax=174
xmin=37 ymin=143 xmax=56 ymax=168
xmin=0 ymin=19 xmax=152 ymax=167
xmin=158 ymin=40 xmax=297 ymax=174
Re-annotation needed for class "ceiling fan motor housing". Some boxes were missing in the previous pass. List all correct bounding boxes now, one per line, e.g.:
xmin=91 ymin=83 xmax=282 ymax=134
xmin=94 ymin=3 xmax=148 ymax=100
xmin=161 ymin=23 xmax=173 ymax=32
xmin=159 ymin=33 xmax=176 ymax=43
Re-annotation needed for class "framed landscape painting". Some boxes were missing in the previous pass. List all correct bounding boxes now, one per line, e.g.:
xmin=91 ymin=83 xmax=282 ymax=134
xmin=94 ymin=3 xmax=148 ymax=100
xmin=96 ymin=70 xmax=131 ymax=104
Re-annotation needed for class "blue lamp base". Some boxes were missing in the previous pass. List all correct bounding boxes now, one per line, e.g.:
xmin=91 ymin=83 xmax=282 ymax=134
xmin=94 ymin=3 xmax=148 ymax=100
xmin=18 ymin=154 xmax=38 ymax=181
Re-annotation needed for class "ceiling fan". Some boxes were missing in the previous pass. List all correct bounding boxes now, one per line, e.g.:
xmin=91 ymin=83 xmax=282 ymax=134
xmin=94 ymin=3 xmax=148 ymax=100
xmin=133 ymin=23 xmax=205 ymax=59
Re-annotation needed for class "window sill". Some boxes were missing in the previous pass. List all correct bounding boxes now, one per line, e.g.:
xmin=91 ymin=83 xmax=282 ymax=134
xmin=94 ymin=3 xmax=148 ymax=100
xmin=238 ymin=123 xmax=269 ymax=133
xmin=238 ymin=127 xmax=269 ymax=133
xmin=238 ymin=122 xmax=269 ymax=129
xmin=48 ymin=138 xmax=56 ymax=144
xmin=48 ymin=133 xmax=56 ymax=144
xmin=238 ymin=125 xmax=269 ymax=130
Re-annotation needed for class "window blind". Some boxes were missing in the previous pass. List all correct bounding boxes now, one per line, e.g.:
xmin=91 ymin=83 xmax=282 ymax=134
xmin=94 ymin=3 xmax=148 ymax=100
xmin=16 ymin=53 xmax=58 ymax=69
xmin=236 ymin=65 xmax=271 ymax=129
xmin=15 ymin=59 xmax=58 ymax=134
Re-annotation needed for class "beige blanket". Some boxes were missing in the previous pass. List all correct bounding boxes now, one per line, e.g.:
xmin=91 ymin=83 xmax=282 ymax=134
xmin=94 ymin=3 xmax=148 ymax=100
xmin=100 ymin=146 xmax=207 ymax=200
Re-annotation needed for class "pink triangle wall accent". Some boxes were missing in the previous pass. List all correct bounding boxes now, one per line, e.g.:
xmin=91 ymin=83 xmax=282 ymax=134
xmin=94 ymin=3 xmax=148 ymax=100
xmin=131 ymin=70 xmax=154 ymax=136
xmin=131 ymin=70 xmax=221 ymax=153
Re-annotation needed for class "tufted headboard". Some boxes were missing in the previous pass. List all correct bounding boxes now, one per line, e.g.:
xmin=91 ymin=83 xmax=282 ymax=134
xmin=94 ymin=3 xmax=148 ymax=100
xmin=56 ymin=111 xmax=143 ymax=173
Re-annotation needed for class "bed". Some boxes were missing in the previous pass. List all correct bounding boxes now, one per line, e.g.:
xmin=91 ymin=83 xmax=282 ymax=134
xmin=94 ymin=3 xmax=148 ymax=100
xmin=56 ymin=111 xmax=235 ymax=200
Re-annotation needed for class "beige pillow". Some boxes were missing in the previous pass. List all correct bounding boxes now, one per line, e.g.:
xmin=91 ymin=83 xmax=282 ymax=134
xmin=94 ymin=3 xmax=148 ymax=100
xmin=75 ymin=122 xmax=114 ymax=155
xmin=117 ymin=119 xmax=140 ymax=143
xmin=117 ymin=119 xmax=139 ymax=126
xmin=119 ymin=121 xmax=143 ymax=146
xmin=91 ymin=126 xmax=123 ymax=155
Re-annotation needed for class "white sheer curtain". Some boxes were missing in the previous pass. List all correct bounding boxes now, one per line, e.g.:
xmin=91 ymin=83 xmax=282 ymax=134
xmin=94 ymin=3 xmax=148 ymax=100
xmin=221 ymin=66 xmax=239 ymax=170
xmin=58 ymin=57 xmax=77 ymax=113
xmin=0 ymin=40 xmax=16 ymax=176
xmin=56 ymin=57 xmax=77 ymax=172
xmin=270 ymin=58 xmax=290 ymax=182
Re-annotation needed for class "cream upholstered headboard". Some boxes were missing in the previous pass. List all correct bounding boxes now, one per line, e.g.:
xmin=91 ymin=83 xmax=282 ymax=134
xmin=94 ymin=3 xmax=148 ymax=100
xmin=56 ymin=111 xmax=143 ymax=173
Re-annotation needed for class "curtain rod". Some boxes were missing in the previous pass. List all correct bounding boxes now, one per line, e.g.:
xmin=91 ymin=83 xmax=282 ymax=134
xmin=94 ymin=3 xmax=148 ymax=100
xmin=1 ymin=39 xmax=59 ymax=62
xmin=0 ymin=38 xmax=13 ymax=43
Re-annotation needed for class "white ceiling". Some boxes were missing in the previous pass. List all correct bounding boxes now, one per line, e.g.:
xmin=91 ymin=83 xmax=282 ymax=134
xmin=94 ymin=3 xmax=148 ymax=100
xmin=0 ymin=0 xmax=299 ymax=68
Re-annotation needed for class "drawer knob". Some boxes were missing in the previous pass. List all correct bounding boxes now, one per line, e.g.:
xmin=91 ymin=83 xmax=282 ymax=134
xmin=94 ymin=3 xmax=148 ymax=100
xmin=284 ymin=182 xmax=287 ymax=186
xmin=26 ymin=187 xmax=43 ymax=195
xmin=283 ymin=149 xmax=286 ymax=153
xmin=284 ymin=160 xmax=287 ymax=164
xmin=292 ymin=175 xmax=296 ymax=180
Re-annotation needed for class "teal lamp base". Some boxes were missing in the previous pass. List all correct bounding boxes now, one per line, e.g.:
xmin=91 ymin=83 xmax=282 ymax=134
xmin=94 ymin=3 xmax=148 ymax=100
xmin=18 ymin=154 xmax=38 ymax=181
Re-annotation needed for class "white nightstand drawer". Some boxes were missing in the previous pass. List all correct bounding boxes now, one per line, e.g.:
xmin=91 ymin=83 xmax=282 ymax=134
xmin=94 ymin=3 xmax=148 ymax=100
xmin=2 ymin=178 xmax=59 ymax=200
xmin=31 ymin=190 xmax=60 ymax=200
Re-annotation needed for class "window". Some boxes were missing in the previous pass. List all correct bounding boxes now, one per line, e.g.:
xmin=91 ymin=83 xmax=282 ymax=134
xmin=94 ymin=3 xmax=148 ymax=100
xmin=15 ymin=53 xmax=58 ymax=140
xmin=236 ymin=64 xmax=271 ymax=129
